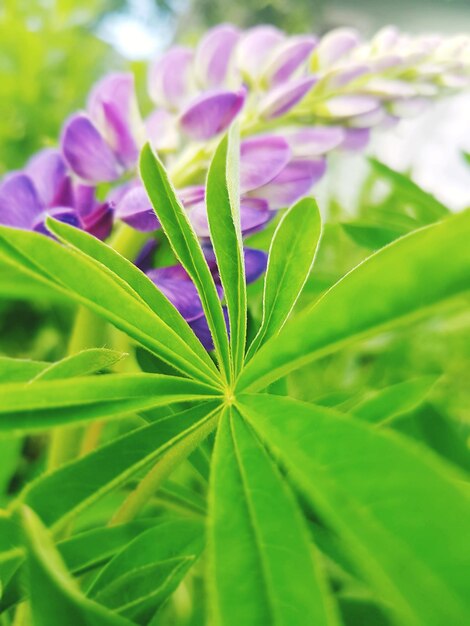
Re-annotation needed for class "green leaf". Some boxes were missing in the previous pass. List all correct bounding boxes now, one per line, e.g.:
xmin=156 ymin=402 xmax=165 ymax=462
xmin=238 ymin=210 xmax=470 ymax=391
xmin=0 ymin=521 xmax=157 ymax=611
xmin=247 ymin=197 xmax=322 ymax=358
xmin=369 ymin=159 xmax=449 ymax=222
xmin=206 ymin=126 xmax=246 ymax=377
xmin=0 ymin=357 xmax=47 ymax=383
xmin=20 ymin=506 xmax=135 ymax=626
xmin=88 ymin=519 xmax=204 ymax=623
xmin=0 ymin=226 xmax=218 ymax=386
xmin=47 ymin=218 xmax=218 ymax=380
xmin=32 ymin=348 xmax=126 ymax=382
xmin=350 ymin=377 xmax=438 ymax=425
xmin=208 ymin=407 xmax=338 ymax=626
xmin=140 ymin=144 xmax=231 ymax=383
xmin=21 ymin=403 xmax=219 ymax=529
xmin=0 ymin=374 xmax=219 ymax=432
xmin=341 ymin=221 xmax=409 ymax=250
xmin=238 ymin=393 xmax=470 ymax=626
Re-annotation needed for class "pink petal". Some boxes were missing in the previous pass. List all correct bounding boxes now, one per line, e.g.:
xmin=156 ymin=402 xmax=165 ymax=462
xmin=287 ymin=127 xmax=344 ymax=157
xmin=240 ymin=135 xmax=291 ymax=192
xmin=145 ymin=109 xmax=180 ymax=152
xmin=260 ymin=76 xmax=317 ymax=119
xmin=249 ymin=158 xmax=326 ymax=210
xmin=180 ymin=89 xmax=246 ymax=140
xmin=265 ymin=36 xmax=317 ymax=86
xmin=87 ymin=73 xmax=143 ymax=168
xmin=26 ymin=149 xmax=69 ymax=208
xmin=61 ymin=114 xmax=122 ymax=183
xmin=148 ymin=46 xmax=194 ymax=109
xmin=115 ymin=186 xmax=160 ymax=232
xmin=314 ymin=28 xmax=361 ymax=68
xmin=341 ymin=128 xmax=371 ymax=151
xmin=0 ymin=173 xmax=43 ymax=229
xmin=236 ymin=25 xmax=285 ymax=81
xmin=195 ymin=24 xmax=240 ymax=87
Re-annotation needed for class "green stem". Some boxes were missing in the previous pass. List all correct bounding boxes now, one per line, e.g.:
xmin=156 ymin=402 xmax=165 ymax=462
xmin=109 ymin=414 xmax=218 ymax=525
xmin=46 ymin=306 xmax=106 ymax=470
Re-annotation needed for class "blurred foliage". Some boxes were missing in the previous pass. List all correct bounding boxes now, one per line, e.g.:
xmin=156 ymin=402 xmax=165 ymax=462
xmin=0 ymin=0 xmax=123 ymax=174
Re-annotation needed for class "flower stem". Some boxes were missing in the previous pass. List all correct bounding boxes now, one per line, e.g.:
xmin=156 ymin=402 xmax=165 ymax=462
xmin=109 ymin=414 xmax=218 ymax=525
xmin=46 ymin=306 xmax=106 ymax=470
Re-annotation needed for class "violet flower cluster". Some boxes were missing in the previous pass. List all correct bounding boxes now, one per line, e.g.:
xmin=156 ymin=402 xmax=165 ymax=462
xmin=1 ymin=25 xmax=469 ymax=349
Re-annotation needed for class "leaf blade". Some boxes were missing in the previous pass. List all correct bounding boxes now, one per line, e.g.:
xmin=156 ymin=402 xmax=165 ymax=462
xmin=238 ymin=393 xmax=470 ymax=626
xmin=247 ymin=196 xmax=322 ymax=358
xmin=206 ymin=126 xmax=247 ymax=377
xmin=238 ymin=210 xmax=470 ymax=391
xmin=140 ymin=144 xmax=231 ymax=382
xmin=208 ymin=406 xmax=339 ymax=626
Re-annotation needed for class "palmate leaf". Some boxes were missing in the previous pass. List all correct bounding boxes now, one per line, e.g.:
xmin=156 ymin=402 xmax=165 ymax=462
xmin=246 ymin=196 xmax=322 ymax=359
xmin=0 ymin=226 xmax=219 ymax=386
xmin=206 ymin=124 xmax=247 ymax=377
xmin=140 ymin=144 xmax=231 ymax=383
xmin=20 ymin=403 xmax=220 ymax=529
xmin=208 ymin=407 xmax=339 ymax=626
xmin=0 ymin=521 xmax=158 ymax=611
xmin=237 ymin=393 xmax=470 ymax=626
xmin=0 ymin=374 xmax=218 ymax=432
xmin=20 ymin=506 xmax=136 ymax=626
xmin=47 ymin=218 xmax=218 ymax=380
xmin=0 ymin=357 xmax=48 ymax=383
xmin=350 ymin=376 xmax=438 ymax=425
xmin=238 ymin=209 xmax=470 ymax=392
xmin=369 ymin=158 xmax=449 ymax=222
xmin=88 ymin=519 xmax=204 ymax=624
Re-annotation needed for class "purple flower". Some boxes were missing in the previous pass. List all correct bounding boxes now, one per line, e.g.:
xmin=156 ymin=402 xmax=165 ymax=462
xmin=146 ymin=246 xmax=267 ymax=350
xmin=61 ymin=73 xmax=144 ymax=184
xmin=0 ymin=149 xmax=112 ymax=238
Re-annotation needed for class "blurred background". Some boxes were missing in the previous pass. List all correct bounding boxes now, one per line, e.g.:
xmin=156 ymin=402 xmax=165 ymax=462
xmin=1 ymin=0 xmax=469 ymax=430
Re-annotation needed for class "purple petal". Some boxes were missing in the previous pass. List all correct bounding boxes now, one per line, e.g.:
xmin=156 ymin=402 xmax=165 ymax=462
xmin=287 ymin=127 xmax=344 ymax=157
xmin=81 ymin=203 xmax=114 ymax=240
xmin=321 ymin=95 xmax=380 ymax=119
xmin=87 ymin=73 xmax=143 ymax=168
xmin=148 ymin=46 xmax=194 ymax=108
xmin=147 ymin=268 xmax=204 ymax=322
xmin=260 ymin=76 xmax=317 ymax=119
xmin=265 ymin=36 xmax=317 ymax=86
xmin=0 ymin=173 xmax=43 ymax=229
xmin=61 ymin=114 xmax=122 ymax=183
xmin=240 ymin=135 xmax=291 ymax=192
xmin=26 ymin=149 xmax=69 ymax=208
xmin=250 ymin=158 xmax=326 ymax=210
xmin=188 ymin=201 xmax=211 ymax=238
xmin=388 ymin=97 xmax=430 ymax=118
xmin=73 ymin=184 xmax=96 ymax=217
xmin=322 ymin=64 xmax=370 ymax=90
xmin=372 ymin=26 xmax=400 ymax=53
xmin=236 ymin=26 xmax=285 ymax=81
xmin=195 ymin=24 xmax=240 ymax=87
xmin=32 ymin=208 xmax=82 ymax=236
xmin=115 ymin=186 xmax=160 ymax=232
xmin=135 ymin=239 xmax=158 ymax=272
xmin=347 ymin=107 xmax=385 ymax=128
xmin=314 ymin=28 xmax=360 ymax=68
xmin=341 ymin=128 xmax=371 ymax=151
xmin=189 ymin=306 xmax=229 ymax=351
xmin=179 ymin=186 xmax=206 ymax=208
xmin=180 ymin=89 xmax=246 ymax=141
xmin=145 ymin=109 xmax=180 ymax=152
xmin=244 ymin=248 xmax=268 ymax=283
xmin=240 ymin=197 xmax=273 ymax=236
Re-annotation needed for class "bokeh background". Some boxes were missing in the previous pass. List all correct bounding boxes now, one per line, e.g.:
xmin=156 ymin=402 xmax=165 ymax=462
xmin=1 ymin=0 xmax=469 ymax=434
